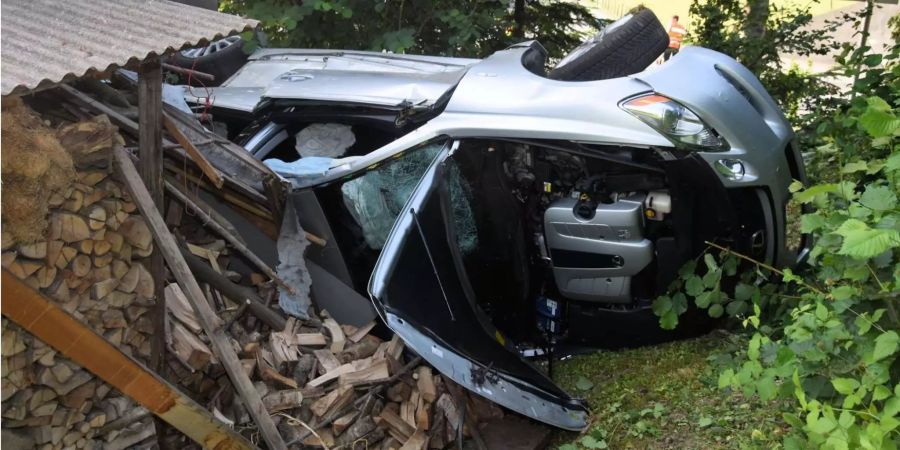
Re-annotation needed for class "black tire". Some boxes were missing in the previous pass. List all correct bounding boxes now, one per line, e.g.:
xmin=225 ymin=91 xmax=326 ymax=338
xmin=549 ymin=9 xmax=669 ymax=81
xmin=170 ymin=36 xmax=248 ymax=87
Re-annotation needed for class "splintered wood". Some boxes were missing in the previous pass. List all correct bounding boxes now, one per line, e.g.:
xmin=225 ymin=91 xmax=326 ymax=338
xmin=1 ymin=87 xmax=514 ymax=450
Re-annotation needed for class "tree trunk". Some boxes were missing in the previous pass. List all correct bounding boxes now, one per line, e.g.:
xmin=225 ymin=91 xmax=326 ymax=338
xmin=744 ymin=0 xmax=769 ymax=40
xmin=513 ymin=0 xmax=526 ymax=39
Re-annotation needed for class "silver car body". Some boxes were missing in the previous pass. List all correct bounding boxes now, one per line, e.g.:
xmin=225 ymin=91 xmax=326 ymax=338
xmin=191 ymin=42 xmax=797 ymax=264
xmin=186 ymin=42 xmax=801 ymax=430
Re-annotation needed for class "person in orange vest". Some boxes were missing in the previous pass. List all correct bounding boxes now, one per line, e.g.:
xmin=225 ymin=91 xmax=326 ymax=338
xmin=664 ymin=15 xmax=687 ymax=61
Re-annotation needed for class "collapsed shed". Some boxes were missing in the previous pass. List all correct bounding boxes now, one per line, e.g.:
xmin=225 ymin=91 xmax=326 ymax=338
xmin=0 ymin=1 xmax=539 ymax=449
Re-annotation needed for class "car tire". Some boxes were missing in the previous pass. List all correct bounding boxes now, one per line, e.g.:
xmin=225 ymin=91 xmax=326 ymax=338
xmin=170 ymin=36 xmax=248 ymax=86
xmin=548 ymin=9 xmax=669 ymax=81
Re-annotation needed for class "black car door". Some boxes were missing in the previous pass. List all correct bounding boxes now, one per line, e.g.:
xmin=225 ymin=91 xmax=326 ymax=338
xmin=368 ymin=142 xmax=590 ymax=430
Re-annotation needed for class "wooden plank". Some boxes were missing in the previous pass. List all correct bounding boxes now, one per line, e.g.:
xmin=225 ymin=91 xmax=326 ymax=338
xmin=138 ymin=61 xmax=169 ymax=448
xmin=348 ymin=321 xmax=377 ymax=343
xmin=164 ymin=283 xmax=202 ymax=334
xmin=113 ymin=148 xmax=286 ymax=450
xmin=322 ymin=318 xmax=346 ymax=353
xmin=1 ymin=271 xmax=256 ymax=450
xmin=313 ymin=349 xmax=341 ymax=373
xmin=341 ymin=359 xmax=390 ymax=386
xmin=164 ymin=179 xmax=294 ymax=294
xmin=162 ymin=112 xmax=225 ymax=189
xmin=59 ymin=84 xmax=269 ymax=204
xmin=308 ymin=363 xmax=355 ymax=388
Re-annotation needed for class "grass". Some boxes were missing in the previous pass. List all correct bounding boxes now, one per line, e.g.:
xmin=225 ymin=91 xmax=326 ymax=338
xmin=551 ymin=333 xmax=790 ymax=449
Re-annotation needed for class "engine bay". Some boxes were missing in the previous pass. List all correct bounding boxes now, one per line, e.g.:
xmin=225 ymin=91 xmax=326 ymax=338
xmin=449 ymin=139 xmax=700 ymax=348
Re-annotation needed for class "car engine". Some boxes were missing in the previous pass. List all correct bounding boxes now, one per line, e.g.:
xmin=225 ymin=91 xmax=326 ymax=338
xmin=504 ymin=145 xmax=672 ymax=306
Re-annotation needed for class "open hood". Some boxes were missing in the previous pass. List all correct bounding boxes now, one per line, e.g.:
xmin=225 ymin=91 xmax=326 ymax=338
xmin=368 ymin=142 xmax=590 ymax=430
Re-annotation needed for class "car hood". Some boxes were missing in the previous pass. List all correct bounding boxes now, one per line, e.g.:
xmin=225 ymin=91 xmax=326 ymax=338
xmin=185 ymin=49 xmax=479 ymax=112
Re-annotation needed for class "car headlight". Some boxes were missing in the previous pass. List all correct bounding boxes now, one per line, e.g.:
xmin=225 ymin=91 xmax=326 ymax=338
xmin=621 ymin=94 xmax=728 ymax=151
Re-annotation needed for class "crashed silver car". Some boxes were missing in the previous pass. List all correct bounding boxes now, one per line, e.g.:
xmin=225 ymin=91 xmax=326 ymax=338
xmin=184 ymin=10 xmax=807 ymax=431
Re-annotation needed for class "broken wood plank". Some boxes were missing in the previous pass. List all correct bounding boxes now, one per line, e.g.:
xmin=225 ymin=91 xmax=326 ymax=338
xmin=313 ymin=349 xmax=341 ymax=373
xmin=341 ymin=359 xmax=390 ymax=386
xmin=113 ymin=148 xmax=285 ymax=450
xmin=307 ymin=363 xmax=355 ymax=388
xmin=416 ymin=366 xmax=437 ymax=403
xmin=169 ymin=320 xmax=213 ymax=372
xmin=162 ymin=112 xmax=225 ymax=188
xmin=1 ymin=272 xmax=255 ymax=450
xmin=322 ymin=318 xmax=345 ymax=353
xmin=181 ymin=248 xmax=286 ymax=331
xmin=261 ymin=389 xmax=304 ymax=413
xmin=164 ymin=283 xmax=202 ymax=334
xmin=164 ymin=179 xmax=294 ymax=294
xmin=310 ymin=384 xmax=355 ymax=418
xmin=348 ymin=321 xmax=377 ymax=343
xmin=377 ymin=408 xmax=415 ymax=442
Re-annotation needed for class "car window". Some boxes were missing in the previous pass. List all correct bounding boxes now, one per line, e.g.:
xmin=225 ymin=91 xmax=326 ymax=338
xmin=340 ymin=140 xmax=448 ymax=249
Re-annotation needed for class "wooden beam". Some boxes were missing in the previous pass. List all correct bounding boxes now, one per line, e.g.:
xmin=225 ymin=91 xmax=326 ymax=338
xmin=162 ymin=112 xmax=225 ymax=189
xmin=164 ymin=179 xmax=294 ymax=294
xmin=113 ymin=147 xmax=287 ymax=450
xmin=138 ymin=59 xmax=169 ymax=450
xmin=1 ymin=271 xmax=257 ymax=450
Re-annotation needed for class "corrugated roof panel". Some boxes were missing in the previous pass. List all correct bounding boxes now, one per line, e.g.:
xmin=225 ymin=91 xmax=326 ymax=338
xmin=1 ymin=0 xmax=258 ymax=95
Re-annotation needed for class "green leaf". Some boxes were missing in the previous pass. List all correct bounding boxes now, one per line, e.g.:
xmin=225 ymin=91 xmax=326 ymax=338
xmin=801 ymin=213 xmax=828 ymax=233
xmin=757 ymin=375 xmax=777 ymax=401
xmin=558 ymin=444 xmax=578 ymax=450
xmin=831 ymin=377 xmax=860 ymax=395
xmin=685 ymin=275 xmax=705 ymax=297
xmin=659 ymin=310 xmax=679 ymax=330
xmin=873 ymin=331 xmax=899 ymax=362
xmin=795 ymin=183 xmax=839 ymax=203
xmin=734 ymin=283 xmax=755 ymax=302
xmin=830 ymin=285 xmax=858 ymax=301
xmin=708 ymin=303 xmax=724 ymax=318
xmin=834 ymin=219 xmax=900 ymax=259
xmin=652 ymin=296 xmax=672 ymax=316
xmin=703 ymin=253 xmax=719 ymax=272
xmin=842 ymin=160 xmax=868 ymax=173
xmin=698 ymin=417 xmax=713 ymax=427
xmin=580 ymin=436 xmax=608 ymax=449
xmin=575 ymin=376 xmax=594 ymax=391
xmin=671 ymin=292 xmax=688 ymax=315
xmin=859 ymin=185 xmax=898 ymax=211
xmin=859 ymin=106 xmax=900 ymax=138
xmin=873 ymin=385 xmax=891 ymax=401
xmin=694 ymin=291 xmax=714 ymax=308
xmin=726 ymin=300 xmax=747 ymax=316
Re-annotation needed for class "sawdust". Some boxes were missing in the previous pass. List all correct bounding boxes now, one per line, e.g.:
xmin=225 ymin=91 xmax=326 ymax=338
xmin=1 ymin=97 xmax=76 ymax=245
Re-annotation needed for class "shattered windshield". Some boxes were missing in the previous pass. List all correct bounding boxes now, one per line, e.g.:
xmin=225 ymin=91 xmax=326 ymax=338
xmin=340 ymin=140 xmax=478 ymax=253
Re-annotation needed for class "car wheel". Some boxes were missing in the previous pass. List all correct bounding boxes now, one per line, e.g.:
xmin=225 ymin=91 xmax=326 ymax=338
xmin=170 ymin=35 xmax=247 ymax=86
xmin=549 ymin=8 xmax=669 ymax=81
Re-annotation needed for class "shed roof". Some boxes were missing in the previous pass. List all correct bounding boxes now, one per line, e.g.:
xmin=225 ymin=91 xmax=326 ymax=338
xmin=1 ymin=0 xmax=258 ymax=95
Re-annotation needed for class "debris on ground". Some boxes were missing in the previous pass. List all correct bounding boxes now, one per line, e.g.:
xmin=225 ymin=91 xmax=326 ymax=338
xmin=0 ymin=82 xmax=544 ymax=450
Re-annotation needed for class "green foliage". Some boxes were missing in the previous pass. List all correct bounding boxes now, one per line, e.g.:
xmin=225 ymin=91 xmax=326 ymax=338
xmin=220 ymin=0 xmax=596 ymax=59
xmin=654 ymin=42 xmax=900 ymax=449
xmin=686 ymin=0 xmax=843 ymax=120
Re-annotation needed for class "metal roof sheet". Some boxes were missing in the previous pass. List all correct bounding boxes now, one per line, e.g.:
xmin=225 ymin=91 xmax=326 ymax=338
xmin=1 ymin=0 xmax=258 ymax=95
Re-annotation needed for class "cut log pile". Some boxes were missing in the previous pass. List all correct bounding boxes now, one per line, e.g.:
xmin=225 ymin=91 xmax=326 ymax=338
xmin=1 ymin=83 xmax=522 ymax=450
xmin=1 ymin=101 xmax=159 ymax=450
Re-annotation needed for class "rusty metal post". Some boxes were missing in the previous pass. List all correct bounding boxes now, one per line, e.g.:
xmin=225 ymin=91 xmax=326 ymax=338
xmin=1 ymin=271 xmax=257 ymax=450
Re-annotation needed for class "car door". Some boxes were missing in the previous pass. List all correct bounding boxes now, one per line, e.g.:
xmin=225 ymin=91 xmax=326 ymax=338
xmin=368 ymin=142 xmax=590 ymax=431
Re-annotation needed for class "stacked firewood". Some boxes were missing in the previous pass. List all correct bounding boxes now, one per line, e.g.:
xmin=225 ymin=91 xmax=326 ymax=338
xmin=1 ymin=88 xmax=513 ymax=450
xmin=166 ymin=302 xmax=504 ymax=450
xmin=1 ymin=168 xmax=159 ymax=449
xmin=1 ymin=321 xmax=156 ymax=449
xmin=3 ymin=168 xmax=157 ymax=360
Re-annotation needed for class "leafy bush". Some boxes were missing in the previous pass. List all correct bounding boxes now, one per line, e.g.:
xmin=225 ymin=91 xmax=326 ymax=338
xmin=220 ymin=0 xmax=596 ymax=59
xmin=686 ymin=0 xmax=844 ymax=121
xmin=656 ymin=42 xmax=900 ymax=449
